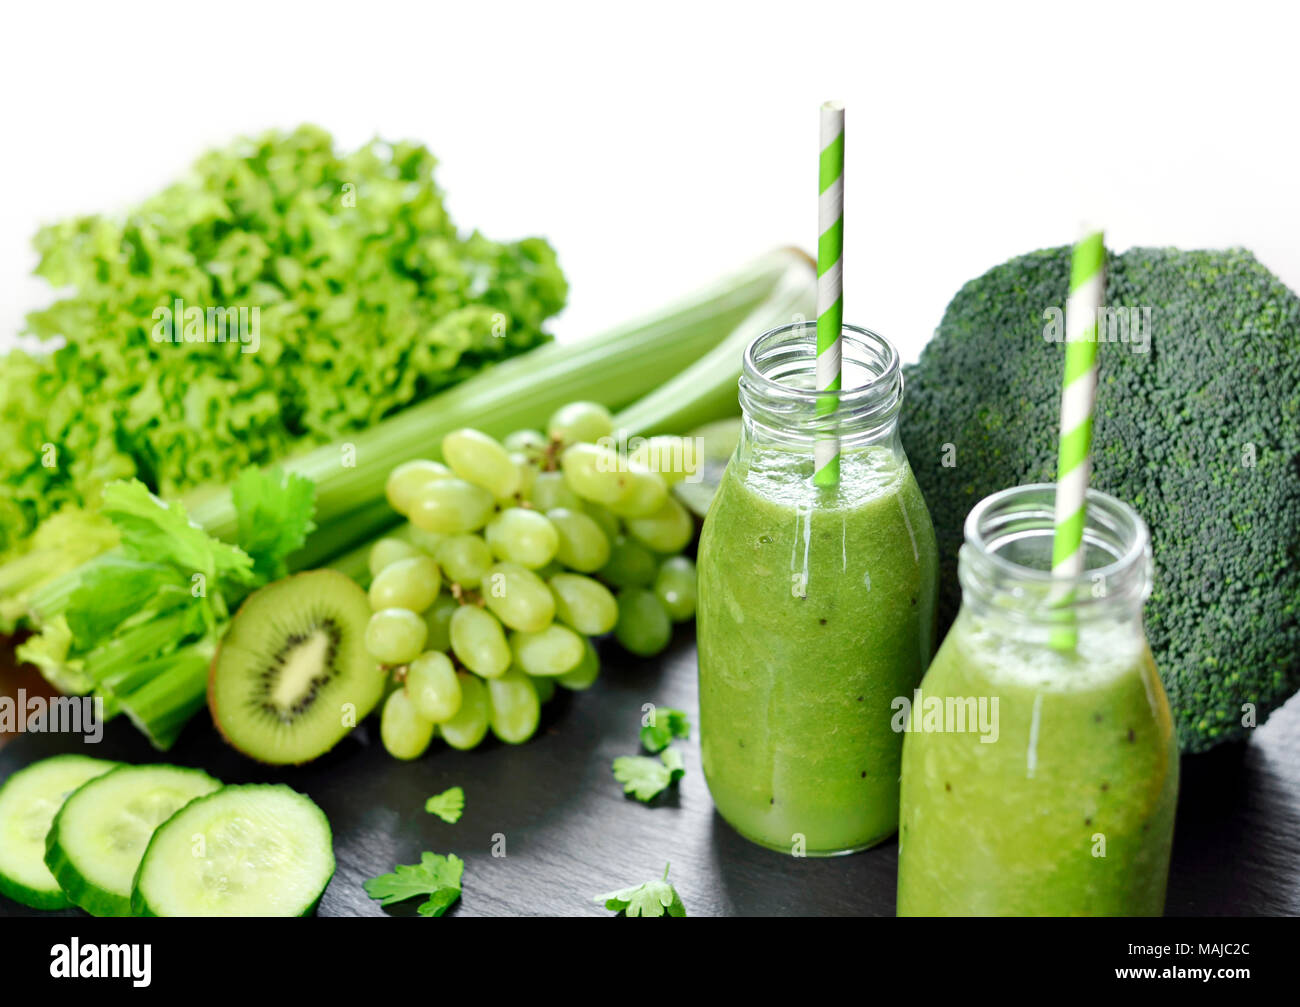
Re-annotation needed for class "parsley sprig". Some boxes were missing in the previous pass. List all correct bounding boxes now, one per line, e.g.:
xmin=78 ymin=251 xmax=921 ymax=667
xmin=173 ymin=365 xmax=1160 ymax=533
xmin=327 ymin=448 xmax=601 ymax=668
xmin=364 ymin=852 xmax=464 ymax=918
xmin=594 ymin=863 xmax=687 ymax=917
xmin=640 ymin=707 xmax=690 ymax=753
xmin=613 ymin=748 xmax=685 ymax=801
xmin=612 ymin=706 xmax=691 ymax=801
xmin=425 ymin=786 xmax=465 ymax=824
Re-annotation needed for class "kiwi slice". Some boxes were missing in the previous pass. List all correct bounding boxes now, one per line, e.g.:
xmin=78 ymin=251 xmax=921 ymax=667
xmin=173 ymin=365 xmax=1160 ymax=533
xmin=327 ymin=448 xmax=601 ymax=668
xmin=672 ymin=417 xmax=742 ymax=519
xmin=209 ymin=569 xmax=383 ymax=764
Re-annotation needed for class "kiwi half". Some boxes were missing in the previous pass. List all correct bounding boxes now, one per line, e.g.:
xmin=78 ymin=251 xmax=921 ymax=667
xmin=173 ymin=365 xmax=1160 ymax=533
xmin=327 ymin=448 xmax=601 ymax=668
xmin=209 ymin=569 xmax=384 ymax=764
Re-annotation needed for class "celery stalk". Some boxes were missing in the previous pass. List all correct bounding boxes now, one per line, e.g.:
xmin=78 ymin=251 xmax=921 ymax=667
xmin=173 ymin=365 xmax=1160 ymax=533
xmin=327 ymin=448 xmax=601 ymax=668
xmin=326 ymin=539 xmax=378 ymax=586
xmin=79 ymin=609 xmax=198 ymax=687
xmin=327 ymin=265 xmax=818 ymax=588
xmin=287 ymin=498 xmax=399 ymax=573
xmin=612 ymin=261 xmax=817 ymax=435
xmin=188 ymin=248 xmax=810 ymax=542
xmin=325 ymin=523 xmax=413 ymax=585
xmin=112 ymin=643 xmax=214 ymax=749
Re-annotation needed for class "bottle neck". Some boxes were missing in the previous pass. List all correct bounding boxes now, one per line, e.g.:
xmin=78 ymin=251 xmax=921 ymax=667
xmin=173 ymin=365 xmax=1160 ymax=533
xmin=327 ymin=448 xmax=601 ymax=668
xmin=957 ymin=484 xmax=1153 ymax=635
xmin=737 ymin=320 xmax=906 ymax=454
xmin=738 ymin=411 xmax=904 ymax=459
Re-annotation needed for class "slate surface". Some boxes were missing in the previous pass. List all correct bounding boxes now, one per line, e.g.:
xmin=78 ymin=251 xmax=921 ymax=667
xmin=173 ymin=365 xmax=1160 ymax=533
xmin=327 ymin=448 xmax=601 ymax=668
xmin=2 ymin=630 xmax=1298 ymax=917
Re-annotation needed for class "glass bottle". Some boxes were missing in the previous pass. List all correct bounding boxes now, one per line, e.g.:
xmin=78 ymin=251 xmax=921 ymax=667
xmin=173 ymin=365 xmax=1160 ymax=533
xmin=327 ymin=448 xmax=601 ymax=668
xmin=897 ymin=484 xmax=1178 ymax=915
xmin=697 ymin=321 xmax=938 ymax=855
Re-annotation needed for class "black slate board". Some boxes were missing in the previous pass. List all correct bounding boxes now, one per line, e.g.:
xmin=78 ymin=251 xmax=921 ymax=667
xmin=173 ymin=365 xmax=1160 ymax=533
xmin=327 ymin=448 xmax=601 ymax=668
xmin=2 ymin=630 xmax=1298 ymax=917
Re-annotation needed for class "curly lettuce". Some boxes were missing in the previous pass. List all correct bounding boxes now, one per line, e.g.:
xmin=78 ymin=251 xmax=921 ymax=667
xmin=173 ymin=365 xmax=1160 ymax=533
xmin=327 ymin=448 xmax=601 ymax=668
xmin=0 ymin=125 xmax=567 ymax=554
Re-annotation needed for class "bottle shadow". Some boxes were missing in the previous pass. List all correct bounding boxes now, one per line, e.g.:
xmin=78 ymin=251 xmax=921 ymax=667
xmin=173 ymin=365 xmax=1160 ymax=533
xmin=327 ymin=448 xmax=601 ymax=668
xmin=706 ymin=807 xmax=899 ymax=917
xmin=1167 ymin=728 xmax=1300 ymax=915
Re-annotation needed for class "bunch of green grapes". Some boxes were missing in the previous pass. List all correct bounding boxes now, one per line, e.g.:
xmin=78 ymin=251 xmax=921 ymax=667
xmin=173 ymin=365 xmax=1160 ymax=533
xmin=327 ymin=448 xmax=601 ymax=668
xmin=365 ymin=401 xmax=699 ymax=760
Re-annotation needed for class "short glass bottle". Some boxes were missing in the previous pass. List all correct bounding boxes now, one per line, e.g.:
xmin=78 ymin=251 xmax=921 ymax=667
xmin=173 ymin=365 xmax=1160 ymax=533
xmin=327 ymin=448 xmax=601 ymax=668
xmin=897 ymin=484 xmax=1179 ymax=915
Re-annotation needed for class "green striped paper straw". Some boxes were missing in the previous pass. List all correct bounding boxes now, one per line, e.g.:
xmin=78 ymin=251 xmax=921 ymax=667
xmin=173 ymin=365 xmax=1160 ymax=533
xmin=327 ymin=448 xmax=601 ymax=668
xmin=814 ymin=101 xmax=845 ymax=487
xmin=1050 ymin=229 xmax=1106 ymax=649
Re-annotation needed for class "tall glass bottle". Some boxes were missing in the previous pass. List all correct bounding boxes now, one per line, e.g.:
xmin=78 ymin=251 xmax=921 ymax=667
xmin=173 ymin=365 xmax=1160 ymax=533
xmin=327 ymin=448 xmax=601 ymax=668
xmin=697 ymin=321 xmax=938 ymax=855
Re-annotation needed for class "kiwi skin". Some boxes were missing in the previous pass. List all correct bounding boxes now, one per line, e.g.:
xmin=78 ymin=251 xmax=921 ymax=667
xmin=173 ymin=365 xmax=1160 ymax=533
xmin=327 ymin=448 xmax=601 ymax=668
xmin=208 ymin=569 xmax=384 ymax=765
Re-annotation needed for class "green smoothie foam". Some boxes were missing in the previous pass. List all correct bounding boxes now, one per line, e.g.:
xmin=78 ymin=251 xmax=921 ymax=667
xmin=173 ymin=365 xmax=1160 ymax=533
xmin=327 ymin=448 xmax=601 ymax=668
xmin=698 ymin=444 xmax=938 ymax=855
xmin=897 ymin=613 xmax=1179 ymax=915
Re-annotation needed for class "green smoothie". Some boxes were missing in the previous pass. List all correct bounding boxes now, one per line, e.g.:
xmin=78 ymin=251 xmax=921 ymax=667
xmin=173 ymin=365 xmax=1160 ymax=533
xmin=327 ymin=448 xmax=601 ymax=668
xmin=698 ymin=445 xmax=938 ymax=855
xmin=896 ymin=613 xmax=1179 ymax=915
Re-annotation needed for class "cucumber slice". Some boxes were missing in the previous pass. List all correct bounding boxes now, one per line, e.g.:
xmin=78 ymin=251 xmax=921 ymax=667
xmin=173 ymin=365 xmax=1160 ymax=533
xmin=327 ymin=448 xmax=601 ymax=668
xmin=131 ymin=784 xmax=335 ymax=917
xmin=0 ymin=755 xmax=119 ymax=909
xmin=45 ymin=764 xmax=222 ymax=917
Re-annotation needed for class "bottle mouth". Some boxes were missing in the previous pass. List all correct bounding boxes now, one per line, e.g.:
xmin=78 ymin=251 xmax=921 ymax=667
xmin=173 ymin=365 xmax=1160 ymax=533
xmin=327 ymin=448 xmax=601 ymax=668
xmin=739 ymin=321 xmax=903 ymax=438
xmin=959 ymin=484 xmax=1152 ymax=621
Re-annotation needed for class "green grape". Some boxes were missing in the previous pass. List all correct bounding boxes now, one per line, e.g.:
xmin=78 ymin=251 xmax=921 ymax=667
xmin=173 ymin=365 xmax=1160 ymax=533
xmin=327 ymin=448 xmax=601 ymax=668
xmin=507 ymin=451 xmax=537 ymax=502
xmin=599 ymin=535 xmax=657 ymax=588
xmin=546 ymin=507 xmax=611 ymax=572
xmin=423 ymin=594 xmax=459 ymax=652
xmin=624 ymin=496 xmax=694 ymax=554
xmin=547 ymin=400 xmax=614 ymax=447
xmin=532 ymin=675 xmax=557 ymax=704
xmin=385 ymin=460 xmax=452 ymax=516
xmin=605 ymin=465 xmax=669 ymax=518
xmin=380 ymin=688 xmax=436 ymax=760
xmin=368 ymin=537 xmax=422 ymax=578
xmin=485 ymin=508 xmax=559 ymax=569
xmin=487 ymin=669 xmax=541 ymax=744
xmin=504 ymin=428 xmax=548 ymax=454
xmin=442 ymin=428 xmax=520 ymax=498
xmin=409 ymin=478 xmax=496 ymax=534
xmin=366 ymin=608 xmax=428 ymax=665
xmin=406 ymin=523 xmax=445 ymax=554
xmin=557 ymin=637 xmax=601 ymax=691
xmin=440 ymin=672 xmax=490 ymax=750
xmin=582 ymin=503 xmax=621 ymax=542
xmin=549 ymin=573 xmax=618 ymax=635
xmin=510 ymin=624 xmax=586 ymax=676
xmin=654 ymin=555 xmax=698 ymax=622
xmin=449 ymin=605 xmax=512 ymax=678
xmin=435 ymin=533 xmax=494 ymax=588
xmin=368 ymin=555 xmax=441 ymax=613
xmin=530 ymin=470 xmax=583 ymax=511
xmin=615 ymin=588 xmax=673 ymax=657
xmin=559 ymin=443 xmax=627 ymax=505
xmin=630 ymin=435 xmax=696 ymax=486
xmin=406 ymin=651 xmax=463 ymax=722
xmin=482 ymin=562 xmax=555 ymax=632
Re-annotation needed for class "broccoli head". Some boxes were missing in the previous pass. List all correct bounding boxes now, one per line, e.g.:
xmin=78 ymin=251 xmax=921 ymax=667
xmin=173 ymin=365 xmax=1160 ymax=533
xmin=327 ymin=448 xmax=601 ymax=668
xmin=901 ymin=246 xmax=1300 ymax=753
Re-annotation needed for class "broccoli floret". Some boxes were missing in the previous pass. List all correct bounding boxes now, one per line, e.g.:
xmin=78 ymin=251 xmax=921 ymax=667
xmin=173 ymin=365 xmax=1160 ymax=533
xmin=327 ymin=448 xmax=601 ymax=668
xmin=901 ymin=246 xmax=1300 ymax=753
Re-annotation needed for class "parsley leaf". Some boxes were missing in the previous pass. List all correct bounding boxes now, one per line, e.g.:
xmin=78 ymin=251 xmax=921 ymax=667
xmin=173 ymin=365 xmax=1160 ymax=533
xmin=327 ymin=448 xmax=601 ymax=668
xmin=612 ymin=746 xmax=685 ymax=802
xmin=363 ymin=852 xmax=464 ymax=917
xmin=640 ymin=707 xmax=691 ymax=753
xmin=660 ymin=746 xmax=685 ymax=776
xmin=425 ymin=786 xmax=465 ymax=824
xmin=594 ymin=863 xmax=687 ymax=917
xmin=231 ymin=468 xmax=318 ymax=583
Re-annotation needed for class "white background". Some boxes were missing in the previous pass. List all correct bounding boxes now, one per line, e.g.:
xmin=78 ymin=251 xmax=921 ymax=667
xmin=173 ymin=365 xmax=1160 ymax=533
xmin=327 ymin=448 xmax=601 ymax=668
xmin=1 ymin=0 xmax=1296 ymax=364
